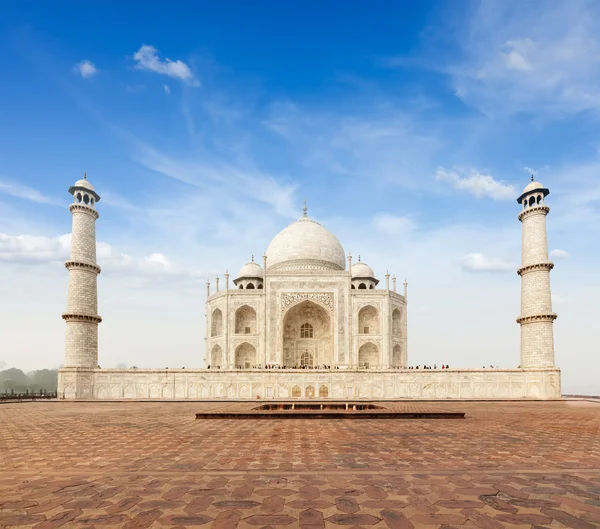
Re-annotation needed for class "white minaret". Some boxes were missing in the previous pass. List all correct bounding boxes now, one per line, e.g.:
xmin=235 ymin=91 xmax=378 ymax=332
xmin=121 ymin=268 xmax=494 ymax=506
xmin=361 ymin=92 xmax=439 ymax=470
xmin=516 ymin=177 xmax=556 ymax=368
xmin=62 ymin=174 xmax=102 ymax=368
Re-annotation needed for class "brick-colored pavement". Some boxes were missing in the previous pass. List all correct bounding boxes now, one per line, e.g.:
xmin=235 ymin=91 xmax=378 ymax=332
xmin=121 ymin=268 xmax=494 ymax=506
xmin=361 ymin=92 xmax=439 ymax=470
xmin=1 ymin=400 xmax=599 ymax=528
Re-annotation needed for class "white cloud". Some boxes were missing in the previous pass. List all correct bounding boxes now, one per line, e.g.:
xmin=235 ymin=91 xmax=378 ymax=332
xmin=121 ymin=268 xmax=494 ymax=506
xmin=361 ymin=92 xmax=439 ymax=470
xmin=133 ymin=45 xmax=199 ymax=86
xmin=436 ymin=167 xmax=517 ymax=200
xmin=0 ymin=233 xmax=199 ymax=281
xmin=372 ymin=214 xmax=414 ymax=235
xmin=461 ymin=253 xmax=514 ymax=272
xmin=74 ymin=60 xmax=97 ymax=79
xmin=163 ymin=85 xmax=171 ymax=95
xmin=446 ymin=1 xmax=600 ymax=115
xmin=550 ymin=248 xmax=569 ymax=258
xmin=0 ymin=178 xmax=62 ymax=206
xmin=502 ymin=39 xmax=534 ymax=71
xmin=0 ymin=233 xmax=70 ymax=263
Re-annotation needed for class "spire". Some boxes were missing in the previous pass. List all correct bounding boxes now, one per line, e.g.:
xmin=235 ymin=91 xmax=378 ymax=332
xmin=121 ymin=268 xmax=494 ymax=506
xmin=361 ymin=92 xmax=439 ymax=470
xmin=531 ymin=174 xmax=534 ymax=182
xmin=358 ymin=255 xmax=361 ymax=262
xmin=251 ymin=254 xmax=254 ymax=262
xmin=84 ymin=172 xmax=87 ymax=180
xmin=303 ymin=199 xmax=307 ymax=217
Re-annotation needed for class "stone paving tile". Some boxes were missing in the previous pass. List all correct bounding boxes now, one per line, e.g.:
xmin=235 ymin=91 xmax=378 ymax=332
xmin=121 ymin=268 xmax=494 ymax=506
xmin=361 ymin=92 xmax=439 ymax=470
xmin=0 ymin=401 xmax=599 ymax=527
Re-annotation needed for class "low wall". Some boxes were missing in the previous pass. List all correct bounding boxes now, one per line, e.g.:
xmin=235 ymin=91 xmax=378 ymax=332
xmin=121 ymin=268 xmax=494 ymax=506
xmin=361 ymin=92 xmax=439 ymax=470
xmin=58 ymin=367 xmax=561 ymax=400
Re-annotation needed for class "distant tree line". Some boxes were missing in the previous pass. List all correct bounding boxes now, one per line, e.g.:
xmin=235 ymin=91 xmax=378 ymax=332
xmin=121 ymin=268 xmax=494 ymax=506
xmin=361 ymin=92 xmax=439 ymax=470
xmin=0 ymin=368 xmax=58 ymax=393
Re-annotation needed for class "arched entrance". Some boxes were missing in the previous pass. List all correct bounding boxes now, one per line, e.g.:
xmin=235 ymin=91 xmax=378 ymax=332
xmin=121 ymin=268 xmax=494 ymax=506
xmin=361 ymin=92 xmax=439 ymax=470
xmin=235 ymin=342 xmax=257 ymax=368
xmin=358 ymin=342 xmax=379 ymax=368
xmin=282 ymin=300 xmax=332 ymax=367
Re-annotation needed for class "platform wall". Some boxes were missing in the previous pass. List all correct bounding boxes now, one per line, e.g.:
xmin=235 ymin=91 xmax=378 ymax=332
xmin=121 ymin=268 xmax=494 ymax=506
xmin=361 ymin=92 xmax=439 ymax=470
xmin=58 ymin=368 xmax=561 ymax=400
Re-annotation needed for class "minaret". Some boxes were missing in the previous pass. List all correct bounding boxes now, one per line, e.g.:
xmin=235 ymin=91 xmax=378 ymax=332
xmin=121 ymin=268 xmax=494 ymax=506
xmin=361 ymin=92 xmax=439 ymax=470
xmin=516 ymin=177 xmax=557 ymax=368
xmin=63 ymin=174 xmax=102 ymax=368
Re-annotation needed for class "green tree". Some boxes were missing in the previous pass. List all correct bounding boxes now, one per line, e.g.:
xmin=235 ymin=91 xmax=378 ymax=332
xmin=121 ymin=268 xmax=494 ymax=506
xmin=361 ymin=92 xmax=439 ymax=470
xmin=27 ymin=369 xmax=58 ymax=392
xmin=0 ymin=368 xmax=28 ymax=393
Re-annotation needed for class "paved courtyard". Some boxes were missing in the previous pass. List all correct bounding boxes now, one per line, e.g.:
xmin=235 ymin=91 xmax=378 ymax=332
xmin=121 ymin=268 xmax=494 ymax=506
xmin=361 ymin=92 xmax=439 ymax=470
xmin=1 ymin=400 xmax=599 ymax=528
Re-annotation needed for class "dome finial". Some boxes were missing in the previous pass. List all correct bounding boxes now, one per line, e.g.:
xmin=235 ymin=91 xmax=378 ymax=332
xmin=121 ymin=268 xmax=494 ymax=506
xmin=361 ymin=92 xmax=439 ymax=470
xmin=84 ymin=171 xmax=87 ymax=180
xmin=251 ymin=254 xmax=254 ymax=262
xmin=531 ymin=174 xmax=534 ymax=182
xmin=303 ymin=199 xmax=307 ymax=217
xmin=358 ymin=254 xmax=361 ymax=262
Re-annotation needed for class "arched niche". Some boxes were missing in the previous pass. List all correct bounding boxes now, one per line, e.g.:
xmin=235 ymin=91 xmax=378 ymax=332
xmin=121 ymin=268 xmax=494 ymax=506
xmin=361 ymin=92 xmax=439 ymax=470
xmin=211 ymin=344 xmax=223 ymax=367
xmin=392 ymin=308 xmax=402 ymax=336
xmin=235 ymin=342 xmax=256 ymax=368
xmin=211 ymin=308 xmax=223 ymax=337
xmin=235 ymin=305 xmax=257 ymax=334
xmin=358 ymin=342 xmax=379 ymax=368
xmin=358 ymin=305 xmax=379 ymax=334
xmin=392 ymin=344 xmax=402 ymax=367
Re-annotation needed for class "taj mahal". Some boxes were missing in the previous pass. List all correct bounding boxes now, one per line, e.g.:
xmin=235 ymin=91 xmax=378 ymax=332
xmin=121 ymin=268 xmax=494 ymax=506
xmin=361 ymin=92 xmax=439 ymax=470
xmin=58 ymin=176 xmax=561 ymax=400
xmin=205 ymin=202 xmax=407 ymax=372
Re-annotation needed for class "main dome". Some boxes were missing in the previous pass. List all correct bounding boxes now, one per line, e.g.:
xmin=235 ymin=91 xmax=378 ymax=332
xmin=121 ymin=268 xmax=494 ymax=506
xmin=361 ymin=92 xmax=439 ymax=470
xmin=265 ymin=215 xmax=346 ymax=272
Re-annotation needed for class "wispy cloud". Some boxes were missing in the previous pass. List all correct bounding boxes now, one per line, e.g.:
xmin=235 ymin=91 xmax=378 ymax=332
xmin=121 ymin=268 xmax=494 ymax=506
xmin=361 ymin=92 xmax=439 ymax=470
xmin=133 ymin=45 xmax=199 ymax=86
xmin=447 ymin=1 xmax=600 ymax=116
xmin=0 ymin=178 xmax=63 ymax=206
xmin=163 ymin=85 xmax=171 ymax=95
xmin=436 ymin=167 xmax=516 ymax=200
xmin=461 ymin=253 xmax=514 ymax=273
xmin=74 ymin=60 xmax=97 ymax=79
xmin=550 ymin=248 xmax=569 ymax=258
xmin=131 ymin=138 xmax=297 ymax=217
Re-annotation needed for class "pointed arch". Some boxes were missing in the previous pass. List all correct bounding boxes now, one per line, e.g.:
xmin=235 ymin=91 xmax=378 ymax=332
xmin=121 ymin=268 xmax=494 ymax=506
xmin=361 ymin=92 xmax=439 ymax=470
xmin=211 ymin=344 xmax=223 ymax=367
xmin=282 ymin=300 xmax=331 ymax=367
xmin=358 ymin=342 xmax=379 ymax=368
xmin=235 ymin=305 xmax=257 ymax=334
xmin=392 ymin=344 xmax=402 ymax=367
xmin=392 ymin=308 xmax=402 ymax=336
xmin=358 ymin=305 xmax=379 ymax=334
xmin=234 ymin=342 xmax=256 ymax=368
xmin=211 ymin=308 xmax=223 ymax=337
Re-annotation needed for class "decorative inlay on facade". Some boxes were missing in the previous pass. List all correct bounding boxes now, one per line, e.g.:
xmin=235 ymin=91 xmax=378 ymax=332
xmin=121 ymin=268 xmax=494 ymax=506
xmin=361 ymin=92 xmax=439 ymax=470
xmin=233 ymin=337 xmax=258 ymax=348
xmin=281 ymin=292 xmax=335 ymax=312
xmin=518 ymin=204 xmax=549 ymax=221
xmin=516 ymin=313 xmax=557 ymax=324
xmin=517 ymin=262 xmax=554 ymax=275
xmin=270 ymin=259 xmax=344 ymax=272
xmin=357 ymin=338 xmax=381 ymax=348
xmin=62 ymin=313 xmax=102 ymax=323
xmin=356 ymin=301 xmax=382 ymax=313
xmin=64 ymin=260 xmax=101 ymax=274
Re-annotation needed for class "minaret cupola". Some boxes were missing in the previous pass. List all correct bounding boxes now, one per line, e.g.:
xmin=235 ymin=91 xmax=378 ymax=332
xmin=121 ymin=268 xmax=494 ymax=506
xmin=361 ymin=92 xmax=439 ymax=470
xmin=351 ymin=256 xmax=378 ymax=290
xmin=233 ymin=256 xmax=264 ymax=290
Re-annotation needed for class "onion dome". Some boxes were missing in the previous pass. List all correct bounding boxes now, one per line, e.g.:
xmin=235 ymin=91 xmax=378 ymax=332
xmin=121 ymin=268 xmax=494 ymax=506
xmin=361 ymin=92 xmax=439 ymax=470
xmin=351 ymin=261 xmax=375 ymax=279
xmin=265 ymin=204 xmax=345 ymax=272
xmin=237 ymin=259 xmax=264 ymax=280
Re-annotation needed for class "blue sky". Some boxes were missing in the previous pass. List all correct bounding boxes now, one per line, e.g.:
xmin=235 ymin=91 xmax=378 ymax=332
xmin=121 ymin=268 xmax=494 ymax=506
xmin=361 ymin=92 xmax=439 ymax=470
xmin=0 ymin=1 xmax=599 ymax=393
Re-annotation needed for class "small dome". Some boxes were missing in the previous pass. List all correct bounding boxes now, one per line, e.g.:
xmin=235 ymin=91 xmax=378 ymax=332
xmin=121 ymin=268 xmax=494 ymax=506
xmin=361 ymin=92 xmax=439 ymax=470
xmin=351 ymin=261 xmax=375 ymax=279
xmin=73 ymin=175 xmax=95 ymax=192
xmin=265 ymin=215 xmax=346 ymax=272
xmin=237 ymin=261 xmax=263 ymax=279
xmin=69 ymin=173 xmax=101 ymax=202
xmin=522 ymin=180 xmax=544 ymax=194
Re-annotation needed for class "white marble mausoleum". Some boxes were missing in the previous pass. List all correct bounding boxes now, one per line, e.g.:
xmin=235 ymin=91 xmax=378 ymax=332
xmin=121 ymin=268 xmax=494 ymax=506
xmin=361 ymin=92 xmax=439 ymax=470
xmin=58 ymin=176 xmax=561 ymax=400
xmin=205 ymin=204 xmax=407 ymax=372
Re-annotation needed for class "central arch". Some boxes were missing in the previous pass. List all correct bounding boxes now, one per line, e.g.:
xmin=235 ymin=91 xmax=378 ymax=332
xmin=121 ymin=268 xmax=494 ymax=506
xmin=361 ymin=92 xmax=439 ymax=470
xmin=282 ymin=300 xmax=332 ymax=367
